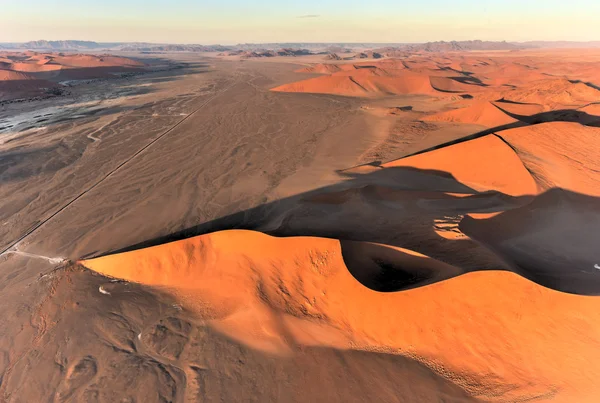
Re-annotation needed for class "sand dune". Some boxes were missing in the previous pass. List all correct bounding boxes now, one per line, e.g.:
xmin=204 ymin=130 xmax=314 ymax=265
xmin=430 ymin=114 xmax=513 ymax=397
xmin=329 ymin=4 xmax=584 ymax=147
xmin=8 ymin=62 xmax=63 ymax=73
xmin=276 ymin=53 xmax=600 ymax=104
xmin=491 ymin=99 xmax=544 ymax=116
xmin=578 ymin=103 xmax=600 ymax=122
xmin=296 ymin=63 xmax=355 ymax=74
xmin=81 ymin=227 xmax=600 ymax=402
xmin=272 ymin=72 xmax=445 ymax=97
xmin=50 ymin=54 xmax=144 ymax=68
xmin=272 ymin=75 xmax=371 ymax=96
xmin=0 ymin=70 xmax=36 ymax=81
xmin=273 ymin=59 xmax=487 ymax=97
xmin=0 ymin=69 xmax=56 ymax=97
xmin=497 ymin=122 xmax=600 ymax=195
xmin=0 ymin=51 xmax=145 ymax=100
xmin=345 ymin=134 xmax=539 ymax=196
xmin=495 ymin=79 xmax=600 ymax=109
xmin=422 ymin=101 xmax=518 ymax=127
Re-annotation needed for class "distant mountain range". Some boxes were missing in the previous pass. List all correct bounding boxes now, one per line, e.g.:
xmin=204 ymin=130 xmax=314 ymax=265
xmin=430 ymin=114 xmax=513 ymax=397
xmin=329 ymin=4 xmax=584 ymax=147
xmin=116 ymin=43 xmax=231 ymax=52
xmin=401 ymin=40 xmax=522 ymax=52
xmin=1 ymin=39 xmax=599 ymax=53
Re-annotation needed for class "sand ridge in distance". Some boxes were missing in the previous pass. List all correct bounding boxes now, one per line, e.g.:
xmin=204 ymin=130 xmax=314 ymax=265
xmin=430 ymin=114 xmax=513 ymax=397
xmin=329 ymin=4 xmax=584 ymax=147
xmin=0 ymin=52 xmax=145 ymax=101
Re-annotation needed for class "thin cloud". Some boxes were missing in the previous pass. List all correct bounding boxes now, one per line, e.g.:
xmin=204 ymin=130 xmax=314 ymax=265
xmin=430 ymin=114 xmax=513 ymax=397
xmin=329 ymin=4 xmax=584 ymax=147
xmin=297 ymin=14 xmax=320 ymax=19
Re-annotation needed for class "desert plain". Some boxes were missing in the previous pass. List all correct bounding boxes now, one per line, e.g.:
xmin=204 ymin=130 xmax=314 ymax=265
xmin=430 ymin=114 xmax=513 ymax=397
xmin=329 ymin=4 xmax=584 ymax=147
xmin=1 ymin=47 xmax=600 ymax=402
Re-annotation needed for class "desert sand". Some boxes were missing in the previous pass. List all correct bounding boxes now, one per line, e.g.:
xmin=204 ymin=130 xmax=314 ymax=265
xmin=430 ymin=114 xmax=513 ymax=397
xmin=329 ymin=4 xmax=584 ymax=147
xmin=1 ymin=48 xmax=600 ymax=402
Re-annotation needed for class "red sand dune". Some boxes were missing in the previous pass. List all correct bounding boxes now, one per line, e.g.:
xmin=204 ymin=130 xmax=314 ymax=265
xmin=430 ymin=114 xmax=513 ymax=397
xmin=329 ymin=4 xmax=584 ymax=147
xmin=0 ymin=51 xmax=145 ymax=100
xmin=49 ymin=54 xmax=144 ymax=68
xmin=0 ymin=70 xmax=36 ymax=81
xmin=422 ymin=101 xmax=518 ymax=127
xmin=276 ymin=59 xmax=488 ymax=97
xmin=497 ymin=122 xmax=600 ymax=195
xmin=579 ymin=103 xmax=600 ymax=116
xmin=428 ymin=76 xmax=483 ymax=92
xmin=272 ymin=75 xmax=371 ymax=97
xmin=480 ymin=64 xmax=550 ymax=86
xmin=345 ymin=134 xmax=539 ymax=196
xmin=0 ymin=52 xmax=143 ymax=74
xmin=296 ymin=63 xmax=355 ymax=74
xmin=0 ymin=69 xmax=55 ymax=95
xmin=492 ymin=100 xmax=544 ymax=116
xmin=495 ymin=79 xmax=600 ymax=109
xmin=272 ymin=72 xmax=446 ymax=97
xmin=8 ymin=62 xmax=63 ymax=73
xmin=81 ymin=229 xmax=600 ymax=402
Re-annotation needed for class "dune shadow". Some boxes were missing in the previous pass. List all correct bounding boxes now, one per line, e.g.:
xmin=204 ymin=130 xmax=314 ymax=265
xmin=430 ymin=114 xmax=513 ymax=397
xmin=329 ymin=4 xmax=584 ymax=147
xmin=90 ymin=96 xmax=600 ymax=296
xmin=493 ymin=102 xmax=600 ymax=127
xmin=569 ymin=79 xmax=600 ymax=91
xmin=99 ymin=153 xmax=600 ymax=296
xmin=450 ymin=76 xmax=488 ymax=86
xmin=460 ymin=189 xmax=600 ymax=295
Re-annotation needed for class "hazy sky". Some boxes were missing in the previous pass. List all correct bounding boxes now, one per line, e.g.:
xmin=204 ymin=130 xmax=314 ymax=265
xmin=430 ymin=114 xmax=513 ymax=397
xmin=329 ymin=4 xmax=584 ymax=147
xmin=2 ymin=0 xmax=599 ymax=44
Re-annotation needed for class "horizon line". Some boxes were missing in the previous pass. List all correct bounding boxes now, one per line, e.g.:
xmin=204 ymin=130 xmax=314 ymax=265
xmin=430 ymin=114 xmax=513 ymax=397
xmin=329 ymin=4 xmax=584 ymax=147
xmin=2 ymin=39 xmax=600 ymax=47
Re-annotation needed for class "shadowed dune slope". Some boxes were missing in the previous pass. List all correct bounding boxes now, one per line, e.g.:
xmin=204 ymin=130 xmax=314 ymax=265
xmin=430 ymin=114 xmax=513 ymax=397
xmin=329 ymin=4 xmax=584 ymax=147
xmin=0 ymin=69 xmax=56 ymax=96
xmin=0 ymin=70 xmax=37 ymax=81
xmin=461 ymin=189 xmax=600 ymax=295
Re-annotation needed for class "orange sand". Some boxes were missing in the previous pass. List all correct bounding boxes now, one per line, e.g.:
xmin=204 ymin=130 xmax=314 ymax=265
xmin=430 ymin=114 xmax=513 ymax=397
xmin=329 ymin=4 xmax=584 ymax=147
xmin=498 ymin=122 xmax=600 ymax=195
xmin=422 ymin=101 xmax=518 ymax=127
xmin=382 ymin=135 xmax=539 ymax=196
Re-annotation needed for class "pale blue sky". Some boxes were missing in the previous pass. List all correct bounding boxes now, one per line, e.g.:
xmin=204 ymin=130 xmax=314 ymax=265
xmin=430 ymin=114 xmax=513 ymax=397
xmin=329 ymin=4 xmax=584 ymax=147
xmin=1 ymin=0 xmax=599 ymax=44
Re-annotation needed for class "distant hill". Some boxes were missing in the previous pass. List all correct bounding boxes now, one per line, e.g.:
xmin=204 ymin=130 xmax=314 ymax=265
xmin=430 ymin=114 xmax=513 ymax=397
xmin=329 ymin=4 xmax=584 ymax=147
xmin=403 ymin=40 xmax=523 ymax=52
xmin=8 ymin=39 xmax=600 ymax=54
xmin=225 ymin=48 xmax=312 ymax=58
xmin=116 ymin=44 xmax=231 ymax=52
xmin=233 ymin=43 xmax=408 ymax=51
xmin=20 ymin=40 xmax=105 ymax=50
